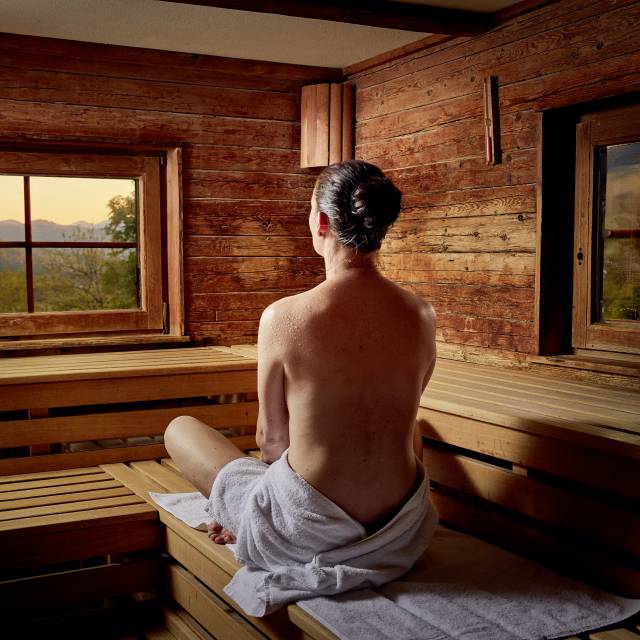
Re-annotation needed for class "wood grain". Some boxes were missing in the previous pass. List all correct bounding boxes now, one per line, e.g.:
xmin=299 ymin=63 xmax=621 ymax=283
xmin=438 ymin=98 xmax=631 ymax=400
xmin=347 ymin=0 xmax=640 ymax=366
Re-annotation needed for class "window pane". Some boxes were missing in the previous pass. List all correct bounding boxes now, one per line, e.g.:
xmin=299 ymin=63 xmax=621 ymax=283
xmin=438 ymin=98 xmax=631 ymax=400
xmin=599 ymin=142 xmax=640 ymax=321
xmin=0 ymin=175 xmax=25 ymax=241
xmin=30 ymin=177 xmax=137 ymax=243
xmin=33 ymin=247 xmax=138 ymax=312
xmin=0 ymin=249 xmax=27 ymax=312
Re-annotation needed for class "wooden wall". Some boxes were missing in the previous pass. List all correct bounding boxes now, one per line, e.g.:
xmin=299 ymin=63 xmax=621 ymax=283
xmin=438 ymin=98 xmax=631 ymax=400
xmin=348 ymin=0 xmax=640 ymax=366
xmin=0 ymin=33 xmax=338 ymax=344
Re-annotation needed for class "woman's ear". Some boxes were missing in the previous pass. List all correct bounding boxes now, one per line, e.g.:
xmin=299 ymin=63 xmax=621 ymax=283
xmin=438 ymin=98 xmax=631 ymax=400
xmin=317 ymin=211 xmax=330 ymax=236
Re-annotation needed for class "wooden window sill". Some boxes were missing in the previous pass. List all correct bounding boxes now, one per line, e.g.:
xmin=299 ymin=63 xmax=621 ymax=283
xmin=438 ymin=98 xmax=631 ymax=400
xmin=528 ymin=353 xmax=640 ymax=378
xmin=0 ymin=334 xmax=191 ymax=355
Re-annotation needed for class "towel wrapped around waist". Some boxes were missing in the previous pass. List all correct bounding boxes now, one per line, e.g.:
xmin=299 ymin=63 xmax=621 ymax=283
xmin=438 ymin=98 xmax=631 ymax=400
xmin=206 ymin=450 xmax=438 ymax=616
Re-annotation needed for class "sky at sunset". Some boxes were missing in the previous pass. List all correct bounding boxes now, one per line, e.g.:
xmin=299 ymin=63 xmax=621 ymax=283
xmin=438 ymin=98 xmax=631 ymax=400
xmin=0 ymin=174 xmax=136 ymax=226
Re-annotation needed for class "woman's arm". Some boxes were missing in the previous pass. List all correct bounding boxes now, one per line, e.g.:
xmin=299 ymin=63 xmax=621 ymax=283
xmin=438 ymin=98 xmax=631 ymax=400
xmin=255 ymin=303 xmax=290 ymax=463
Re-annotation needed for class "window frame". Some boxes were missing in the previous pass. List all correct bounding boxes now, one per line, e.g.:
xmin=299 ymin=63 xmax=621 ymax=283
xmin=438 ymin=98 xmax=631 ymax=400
xmin=572 ymin=104 xmax=640 ymax=355
xmin=0 ymin=146 xmax=183 ymax=339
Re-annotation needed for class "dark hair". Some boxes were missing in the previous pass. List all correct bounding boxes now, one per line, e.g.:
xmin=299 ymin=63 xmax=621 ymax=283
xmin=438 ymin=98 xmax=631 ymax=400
xmin=314 ymin=160 xmax=402 ymax=253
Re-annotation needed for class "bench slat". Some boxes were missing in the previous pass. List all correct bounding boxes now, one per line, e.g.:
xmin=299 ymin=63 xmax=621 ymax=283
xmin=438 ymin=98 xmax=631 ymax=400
xmin=589 ymin=629 xmax=640 ymax=639
xmin=161 ymin=458 xmax=180 ymax=473
xmin=0 ymin=353 xmax=243 ymax=375
xmin=0 ymin=370 xmax=257 ymax=411
xmin=428 ymin=378 xmax=640 ymax=434
xmin=162 ymin=606 xmax=215 ymax=640
xmin=131 ymin=460 xmax=198 ymax=493
xmin=434 ymin=360 xmax=640 ymax=407
xmin=0 ymin=444 xmax=169 ymax=476
xmin=424 ymin=448 xmax=640 ymax=555
xmin=144 ymin=625 xmax=180 ymax=640
xmin=0 ymin=402 xmax=258 ymax=448
xmin=422 ymin=391 xmax=640 ymax=457
xmin=435 ymin=361 xmax=640 ymax=413
xmin=419 ymin=408 xmax=640 ymax=499
xmin=167 ymin=563 xmax=267 ymax=640
xmin=0 ymin=346 xmax=244 ymax=372
xmin=0 ymin=486 xmax=133 ymax=510
xmin=432 ymin=370 xmax=640 ymax=426
xmin=0 ymin=518 xmax=157 ymax=571
xmin=0 ymin=502 xmax=155 ymax=534
xmin=0 ymin=558 xmax=160 ymax=615
xmin=0 ymin=493 xmax=144 ymax=521
xmin=0 ymin=479 xmax=123 ymax=501
xmin=0 ymin=471 xmax=112 ymax=493
xmin=0 ymin=357 xmax=257 ymax=385
xmin=0 ymin=466 xmax=106 ymax=484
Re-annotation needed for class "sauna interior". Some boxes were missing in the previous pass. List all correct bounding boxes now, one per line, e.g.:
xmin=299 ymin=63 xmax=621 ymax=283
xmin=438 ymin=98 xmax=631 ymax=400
xmin=0 ymin=0 xmax=639 ymax=638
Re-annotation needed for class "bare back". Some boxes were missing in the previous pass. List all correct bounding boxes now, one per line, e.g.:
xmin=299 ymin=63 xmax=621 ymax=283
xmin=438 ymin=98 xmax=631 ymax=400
xmin=264 ymin=269 xmax=436 ymax=526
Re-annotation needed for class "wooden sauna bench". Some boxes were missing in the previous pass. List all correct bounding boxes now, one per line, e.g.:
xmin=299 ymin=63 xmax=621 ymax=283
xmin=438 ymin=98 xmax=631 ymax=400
xmin=0 ymin=346 xmax=259 ymax=475
xmin=0 ymin=343 xmax=639 ymax=636
xmin=0 ymin=463 xmax=163 ymax=633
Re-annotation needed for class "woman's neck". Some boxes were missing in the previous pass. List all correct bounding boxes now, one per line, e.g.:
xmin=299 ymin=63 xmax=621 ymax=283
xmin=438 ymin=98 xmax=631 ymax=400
xmin=323 ymin=244 xmax=379 ymax=279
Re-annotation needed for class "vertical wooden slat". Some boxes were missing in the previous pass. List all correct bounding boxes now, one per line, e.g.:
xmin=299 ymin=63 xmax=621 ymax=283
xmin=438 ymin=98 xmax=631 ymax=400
xmin=300 ymin=84 xmax=312 ymax=168
xmin=329 ymin=84 xmax=343 ymax=165
xmin=314 ymin=84 xmax=330 ymax=167
xmin=341 ymin=84 xmax=355 ymax=161
xmin=166 ymin=147 xmax=184 ymax=336
xmin=140 ymin=157 xmax=163 ymax=330
xmin=301 ymin=84 xmax=331 ymax=168
xmin=301 ymin=83 xmax=354 ymax=168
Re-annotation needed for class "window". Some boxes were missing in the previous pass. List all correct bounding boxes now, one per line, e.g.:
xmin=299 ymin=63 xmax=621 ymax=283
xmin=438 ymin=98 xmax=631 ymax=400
xmin=0 ymin=147 xmax=183 ymax=339
xmin=573 ymin=104 xmax=640 ymax=354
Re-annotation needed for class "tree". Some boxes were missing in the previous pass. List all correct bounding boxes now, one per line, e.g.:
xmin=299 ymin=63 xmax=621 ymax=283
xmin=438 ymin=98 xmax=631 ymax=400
xmin=105 ymin=193 xmax=137 ymax=243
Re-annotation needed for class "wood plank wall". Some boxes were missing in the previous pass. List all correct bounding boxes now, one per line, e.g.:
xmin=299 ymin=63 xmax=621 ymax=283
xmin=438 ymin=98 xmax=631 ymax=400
xmin=0 ymin=33 xmax=338 ymax=344
xmin=348 ymin=0 xmax=640 ymax=367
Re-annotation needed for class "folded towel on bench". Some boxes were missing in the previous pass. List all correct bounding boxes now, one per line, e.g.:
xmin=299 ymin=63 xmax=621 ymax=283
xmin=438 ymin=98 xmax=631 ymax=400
xmin=299 ymin=527 xmax=640 ymax=640
xmin=149 ymin=490 xmax=210 ymax=530
xmin=150 ymin=488 xmax=640 ymax=639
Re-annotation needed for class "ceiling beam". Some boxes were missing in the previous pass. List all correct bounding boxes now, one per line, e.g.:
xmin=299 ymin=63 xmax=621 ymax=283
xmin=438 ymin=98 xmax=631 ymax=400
xmin=157 ymin=1 xmax=492 ymax=37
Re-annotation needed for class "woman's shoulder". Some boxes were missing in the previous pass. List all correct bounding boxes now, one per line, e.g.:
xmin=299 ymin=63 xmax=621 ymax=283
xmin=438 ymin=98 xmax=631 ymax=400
xmin=385 ymin=278 xmax=436 ymax=323
xmin=258 ymin=289 xmax=317 ymax=334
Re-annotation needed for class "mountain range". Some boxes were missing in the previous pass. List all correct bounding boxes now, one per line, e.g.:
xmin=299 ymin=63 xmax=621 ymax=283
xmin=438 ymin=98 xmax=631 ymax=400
xmin=0 ymin=219 xmax=109 ymax=242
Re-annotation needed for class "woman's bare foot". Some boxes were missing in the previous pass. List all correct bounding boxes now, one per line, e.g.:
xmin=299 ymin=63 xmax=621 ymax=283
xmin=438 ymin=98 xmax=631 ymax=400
xmin=207 ymin=521 xmax=236 ymax=545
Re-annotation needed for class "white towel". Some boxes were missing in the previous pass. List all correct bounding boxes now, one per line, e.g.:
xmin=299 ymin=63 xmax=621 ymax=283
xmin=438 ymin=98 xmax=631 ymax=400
xmin=206 ymin=450 xmax=438 ymax=616
xmin=149 ymin=491 xmax=211 ymax=531
xmin=149 ymin=483 xmax=640 ymax=639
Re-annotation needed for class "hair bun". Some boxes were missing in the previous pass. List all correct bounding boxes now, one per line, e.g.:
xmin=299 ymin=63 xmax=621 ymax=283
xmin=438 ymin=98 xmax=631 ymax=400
xmin=351 ymin=176 xmax=401 ymax=229
xmin=314 ymin=160 xmax=402 ymax=253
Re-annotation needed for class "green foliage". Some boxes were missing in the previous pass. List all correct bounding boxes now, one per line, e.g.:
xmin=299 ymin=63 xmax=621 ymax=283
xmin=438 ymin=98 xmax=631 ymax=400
xmin=0 ymin=269 xmax=27 ymax=313
xmin=105 ymin=193 xmax=137 ymax=243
